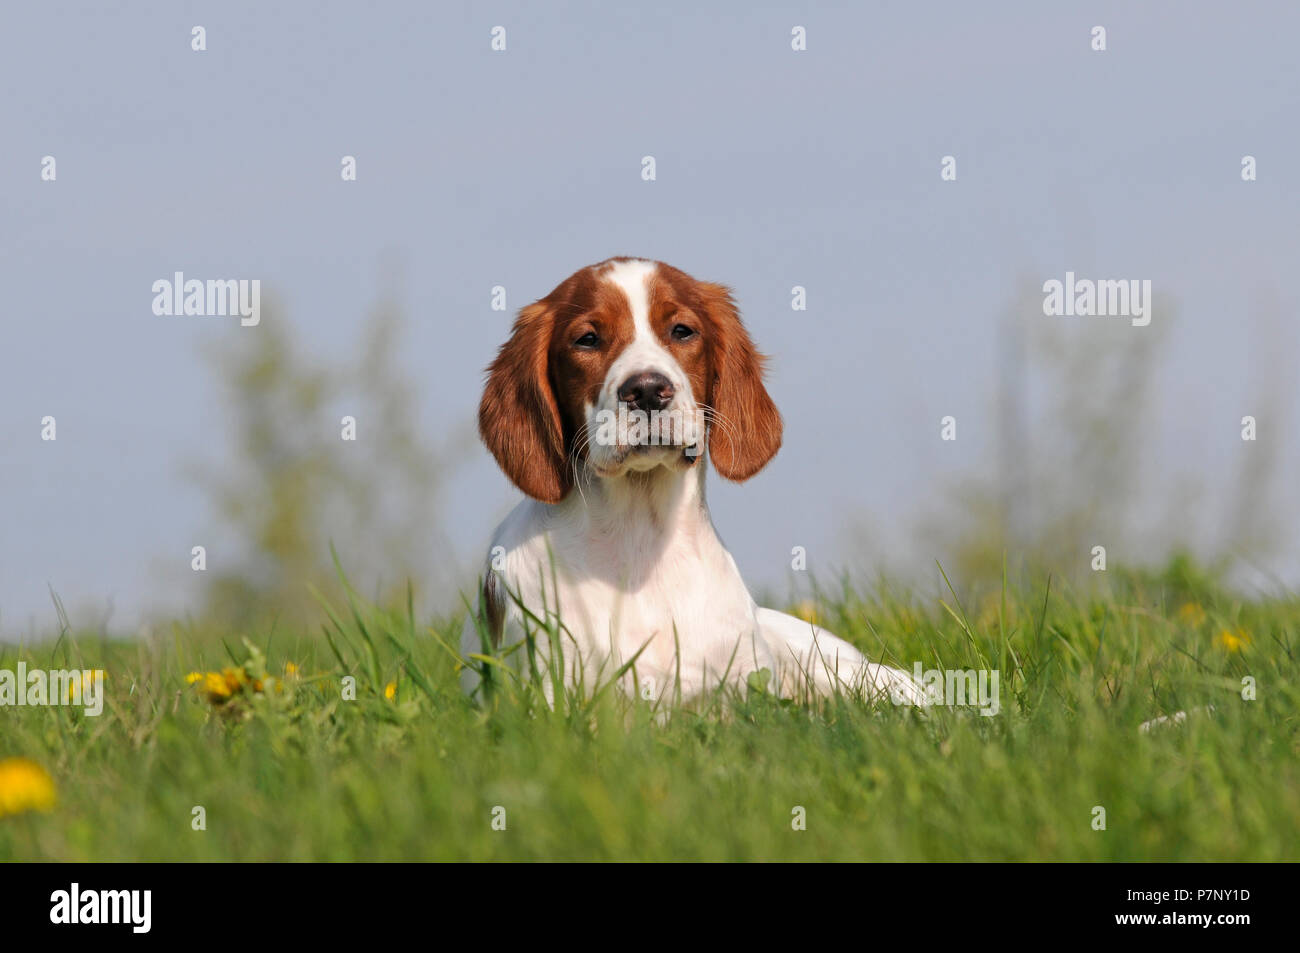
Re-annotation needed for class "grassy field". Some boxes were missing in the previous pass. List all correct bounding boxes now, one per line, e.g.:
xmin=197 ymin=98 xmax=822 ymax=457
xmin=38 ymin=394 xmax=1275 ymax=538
xmin=2 ymin=557 xmax=1297 ymax=861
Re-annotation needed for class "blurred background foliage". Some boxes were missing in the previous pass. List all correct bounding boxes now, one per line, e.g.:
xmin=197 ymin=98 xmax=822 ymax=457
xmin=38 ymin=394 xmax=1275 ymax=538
xmin=187 ymin=290 xmax=472 ymax=632
xmin=826 ymin=280 xmax=1288 ymax=607
xmin=926 ymin=283 xmax=1283 ymax=588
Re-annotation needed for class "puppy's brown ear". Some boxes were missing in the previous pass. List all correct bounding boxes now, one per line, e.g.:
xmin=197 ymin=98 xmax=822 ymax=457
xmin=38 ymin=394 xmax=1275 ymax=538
xmin=479 ymin=302 xmax=572 ymax=503
xmin=700 ymin=282 xmax=783 ymax=481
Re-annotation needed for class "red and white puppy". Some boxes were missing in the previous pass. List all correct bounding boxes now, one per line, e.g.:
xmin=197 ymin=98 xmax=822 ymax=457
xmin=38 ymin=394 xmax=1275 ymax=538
xmin=464 ymin=258 xmax=922 ymax=705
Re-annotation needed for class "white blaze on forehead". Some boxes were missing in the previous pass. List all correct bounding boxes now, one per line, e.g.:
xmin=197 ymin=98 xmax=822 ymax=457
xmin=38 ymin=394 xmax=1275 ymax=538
xmin=599 ymin=259 xmax=679 ymax=390
xmin=601 ymin=259 xmax=657 ymax=341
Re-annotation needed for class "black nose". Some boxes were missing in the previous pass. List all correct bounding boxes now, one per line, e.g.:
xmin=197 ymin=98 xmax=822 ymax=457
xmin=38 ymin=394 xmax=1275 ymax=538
xmin=618 ymin=372 xmax=675 ymax=412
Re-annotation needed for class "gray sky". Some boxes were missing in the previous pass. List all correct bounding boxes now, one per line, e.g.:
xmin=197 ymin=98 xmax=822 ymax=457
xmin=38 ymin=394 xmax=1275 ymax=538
xmin=2 ymin=1 xmax=1298 ymax=635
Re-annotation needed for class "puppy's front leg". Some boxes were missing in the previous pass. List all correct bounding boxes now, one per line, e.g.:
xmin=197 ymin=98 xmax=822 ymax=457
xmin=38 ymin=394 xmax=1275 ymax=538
xmin=754 ymin=607 xmax=926 ymax=706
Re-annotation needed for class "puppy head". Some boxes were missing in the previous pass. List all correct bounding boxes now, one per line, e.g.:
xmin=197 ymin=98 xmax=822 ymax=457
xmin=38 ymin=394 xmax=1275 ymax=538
xmin=479 ymin=258 xmax=782 ymax=503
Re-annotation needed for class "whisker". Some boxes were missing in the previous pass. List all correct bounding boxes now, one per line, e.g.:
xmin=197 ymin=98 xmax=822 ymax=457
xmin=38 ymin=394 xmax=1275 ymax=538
xmin=699 ymin=404 xmax=748 ymax=469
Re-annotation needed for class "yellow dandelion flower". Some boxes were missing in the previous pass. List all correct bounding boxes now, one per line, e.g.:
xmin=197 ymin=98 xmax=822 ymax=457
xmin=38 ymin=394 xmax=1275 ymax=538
xmin=65 ymin=670 xmax=99 ymax=701
xmin=1216 ymin=628 xmax=1251 ymax=653
xmin=0 ymin=758 xmax=57 ymax=818
xmin=790 ymin=601 xmax=817 ymax=624
xmin=184 ymin=672 xmax=203 ymax=685
xmin=284 ymin=662 xmax=298 ymax=676
xmin=221 ymin=667 xmax=247 ymax=694
xmin=202 ymin=671 xmax=233 ymax=701
xmin=384 ymin=681 xmax=397 ymax=701
xmin=1177 ymin=603 xmax=1207 ymax=627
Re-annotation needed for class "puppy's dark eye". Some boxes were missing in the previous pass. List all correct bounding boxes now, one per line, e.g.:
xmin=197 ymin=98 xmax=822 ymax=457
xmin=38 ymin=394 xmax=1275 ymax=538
xmin=574 ymin=331 xmax=600 ymax=349
xmin=671 ymin=323 xmax=697 ymax=342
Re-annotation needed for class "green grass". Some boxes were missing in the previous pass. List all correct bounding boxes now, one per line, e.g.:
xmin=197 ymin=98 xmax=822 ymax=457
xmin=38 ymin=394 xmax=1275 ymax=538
xmin=2 ymin=559 xmax=1297 ymax=861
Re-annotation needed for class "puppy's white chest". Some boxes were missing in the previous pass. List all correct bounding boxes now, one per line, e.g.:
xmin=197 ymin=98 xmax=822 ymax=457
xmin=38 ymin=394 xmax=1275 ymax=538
xmin=576 ymin=556 xmax=758 ymax=676
xmin=495 ymin=500 xmax=769 ymax=693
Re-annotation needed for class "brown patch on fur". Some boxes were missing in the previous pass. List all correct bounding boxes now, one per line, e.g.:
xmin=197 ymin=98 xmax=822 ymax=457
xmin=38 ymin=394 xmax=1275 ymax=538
xmin=645 ymin=265 xmax=712 ymax=413
xmin=655 ymin=265 xmax=783 ymax=480
xmin=546 ymin=266 xmax=636 ymax=448
xmin=479 ymin=298 xmax=570 ymax=502
xmin=480 ymin=261 xmax=638 ymax=501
